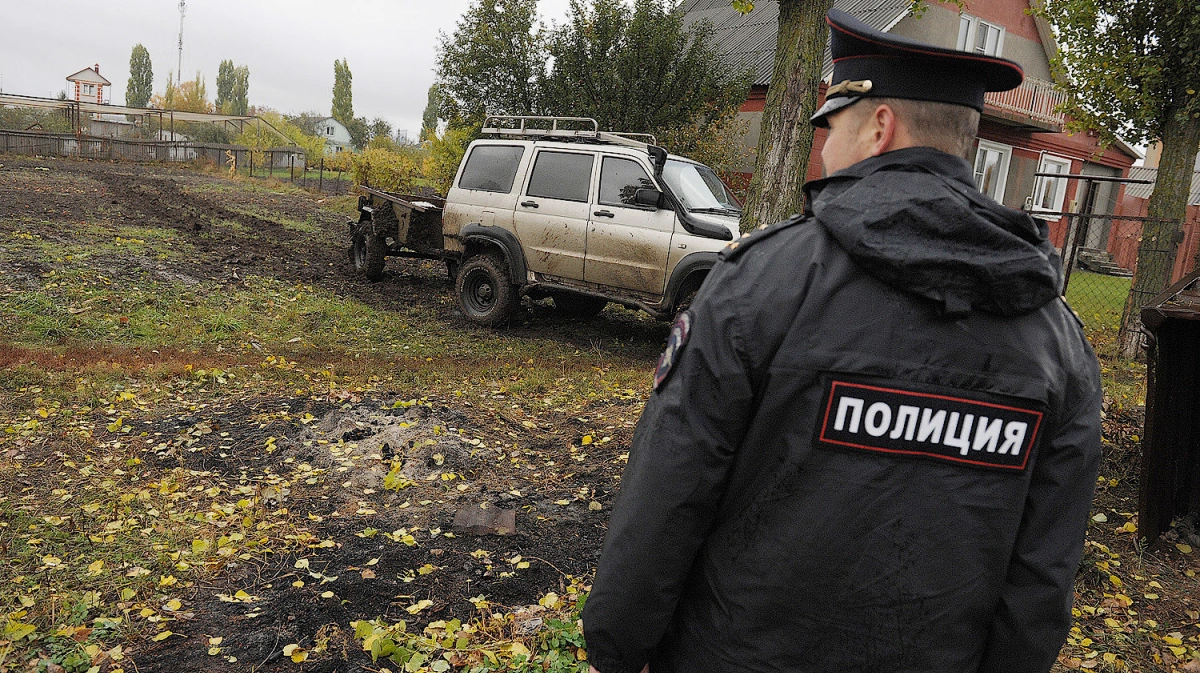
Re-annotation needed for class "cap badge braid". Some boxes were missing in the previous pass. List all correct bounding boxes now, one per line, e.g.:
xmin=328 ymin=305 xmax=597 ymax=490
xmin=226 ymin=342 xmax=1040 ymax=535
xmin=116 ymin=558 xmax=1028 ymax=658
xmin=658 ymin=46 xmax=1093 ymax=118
xmin=826 ymin=79 xmax=873 ymax=97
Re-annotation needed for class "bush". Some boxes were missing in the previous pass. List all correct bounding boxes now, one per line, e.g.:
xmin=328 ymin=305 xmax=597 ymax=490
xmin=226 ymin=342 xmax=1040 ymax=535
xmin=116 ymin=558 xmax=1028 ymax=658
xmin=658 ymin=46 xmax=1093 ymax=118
xmin=657 ymin=109 xmax=753 ymax=202
xmin=351 ymin=147 xmax=423 ymax=192
xmin=323 ymin=151 xmax=354 ymax=173
xmin=423 ymin=125 xmax=476 ymax=195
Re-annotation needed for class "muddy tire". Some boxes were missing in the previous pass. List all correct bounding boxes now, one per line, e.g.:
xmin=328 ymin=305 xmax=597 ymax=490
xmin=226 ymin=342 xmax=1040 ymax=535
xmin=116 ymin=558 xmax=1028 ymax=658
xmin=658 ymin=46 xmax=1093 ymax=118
xmin=352 ymin=229 xmax=387 ymax=282
xmin=671 ymin=286 xmax=699 ymax=324
xmin=552 ymin=292 xmax=608 ymax=319
xmin=456 ymin=253 xmax=516 ymax=326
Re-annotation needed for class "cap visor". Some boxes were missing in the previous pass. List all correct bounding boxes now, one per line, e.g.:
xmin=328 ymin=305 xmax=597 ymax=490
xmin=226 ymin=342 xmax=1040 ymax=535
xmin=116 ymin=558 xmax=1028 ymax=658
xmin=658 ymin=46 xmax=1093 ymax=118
xmin=810 ymin=96 xmax=862 ymax=128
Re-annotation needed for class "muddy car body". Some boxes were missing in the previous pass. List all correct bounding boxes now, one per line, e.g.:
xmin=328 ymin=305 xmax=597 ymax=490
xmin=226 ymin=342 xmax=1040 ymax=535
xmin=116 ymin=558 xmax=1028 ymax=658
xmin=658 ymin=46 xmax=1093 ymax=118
xmin=349 ymin=116 xmax=741 ymax=325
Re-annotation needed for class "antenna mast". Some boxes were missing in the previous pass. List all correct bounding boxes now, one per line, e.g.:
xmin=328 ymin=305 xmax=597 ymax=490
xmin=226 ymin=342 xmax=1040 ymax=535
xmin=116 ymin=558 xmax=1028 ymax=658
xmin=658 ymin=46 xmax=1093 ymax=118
xmin=176 ymin=0 xmax=187 ymax=81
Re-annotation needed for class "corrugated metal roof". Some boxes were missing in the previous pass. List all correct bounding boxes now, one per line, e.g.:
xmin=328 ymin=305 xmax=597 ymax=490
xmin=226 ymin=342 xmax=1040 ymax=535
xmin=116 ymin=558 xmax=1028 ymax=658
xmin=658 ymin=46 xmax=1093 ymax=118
xmin=1124 ymin=166 xmax=1200 ymax=206
xmin=683 ymin=0 xmax=912 ymax=86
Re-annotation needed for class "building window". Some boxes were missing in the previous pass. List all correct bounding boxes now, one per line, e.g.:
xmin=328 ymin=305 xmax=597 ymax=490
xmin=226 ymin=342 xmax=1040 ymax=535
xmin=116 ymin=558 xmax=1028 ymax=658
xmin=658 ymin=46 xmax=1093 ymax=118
xmin=957 ymin=15 xmax=1005 ymax=57
xmin=973 ymin=140 xmax=1011 ymax=201
xmin=326 ymin=126 xmax=333 ymax=136
xmin=1031 ymin=155 xmax=1072 ymax=215
xmin=81 ymin=83 xmax=96 ymax=96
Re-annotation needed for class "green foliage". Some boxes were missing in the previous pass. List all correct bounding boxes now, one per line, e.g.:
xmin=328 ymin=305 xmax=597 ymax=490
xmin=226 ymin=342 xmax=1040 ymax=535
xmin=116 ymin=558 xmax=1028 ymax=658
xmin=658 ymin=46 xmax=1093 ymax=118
xmin=332 ymin=58 xmax=354 ymax=125
xmin=350 ymin=585 xmax=590 ymax=672
xmin=421 ymin=85 xmax=442 ymax=142
xmin=0 ymin=107 xmax=74 ymax=133
xmin=235 ymin=111 xmax=324 ymax=165
xmin=369 ymin=117 xmax=394 ymax=145
xmin=436 ymin=0 xmax=750 ymax=152
xmin=1036 ymin=0 xmax=1200 ymax=147
xmin=215 ymin=60 xmax=250 ymax=115
xmin=351 ymin=146 xmax=424 ymax=192
xmin=540 ymin=0 xmax=752 ymax=135
xmin=658 ymin=109 xmax=752 ymax=200
xmin=346 ymin=116 xmax=370 ymax=151
xmin=125 ymin=44 xmax=153 ymax=109
xmin=436 ymin=0 xmax=545 ymax=122
xmin=424 ymin=125 xmax=477 ymax=194
xmin=151 ymin=72 xmax=211 ymax=113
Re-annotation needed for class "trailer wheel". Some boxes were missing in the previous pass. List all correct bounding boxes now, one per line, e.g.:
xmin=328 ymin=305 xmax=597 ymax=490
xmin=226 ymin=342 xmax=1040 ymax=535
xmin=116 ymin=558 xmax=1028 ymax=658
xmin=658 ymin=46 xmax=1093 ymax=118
xmin=352 ymin=229 xmax=387 ymax=282
xmin=552 ymin=292 xmax=608 ymax=319
xmin=456 ymin=253 xmax=516 ymax=326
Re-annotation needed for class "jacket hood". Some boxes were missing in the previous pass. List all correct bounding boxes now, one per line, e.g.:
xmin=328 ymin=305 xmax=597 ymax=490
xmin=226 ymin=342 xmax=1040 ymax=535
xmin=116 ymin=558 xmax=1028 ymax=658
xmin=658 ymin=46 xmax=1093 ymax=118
xmin=804 ymin=147 xmax=1062 ymax=317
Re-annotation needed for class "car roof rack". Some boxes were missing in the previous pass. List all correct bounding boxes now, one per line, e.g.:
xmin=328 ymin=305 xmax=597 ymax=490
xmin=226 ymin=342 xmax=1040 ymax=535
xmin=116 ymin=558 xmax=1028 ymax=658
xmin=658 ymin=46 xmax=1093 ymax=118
xmin=482 ymin=115 xmax=657 ymax=149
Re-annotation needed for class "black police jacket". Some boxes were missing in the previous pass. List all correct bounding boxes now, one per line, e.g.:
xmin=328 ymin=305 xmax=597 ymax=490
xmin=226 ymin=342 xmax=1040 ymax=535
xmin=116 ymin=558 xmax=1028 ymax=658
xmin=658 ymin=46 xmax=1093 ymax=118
xmin=583 ymin=147 xmax=1102 ymax=673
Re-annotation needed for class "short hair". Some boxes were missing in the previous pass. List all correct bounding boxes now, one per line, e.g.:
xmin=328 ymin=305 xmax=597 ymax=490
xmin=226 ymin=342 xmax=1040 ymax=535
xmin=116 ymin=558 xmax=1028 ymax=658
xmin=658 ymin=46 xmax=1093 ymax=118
xmin=846 ymin=97 xmax=981 ymax=158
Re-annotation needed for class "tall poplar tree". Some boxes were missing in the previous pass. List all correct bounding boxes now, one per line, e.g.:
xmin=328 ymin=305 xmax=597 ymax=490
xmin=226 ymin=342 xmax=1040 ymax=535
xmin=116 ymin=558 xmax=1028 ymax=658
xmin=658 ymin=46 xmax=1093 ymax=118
xmin=126 ymin=44 xmax=154 ymax=109
xmin=217 ymin=61 xmax=251 ymax=115
xmin=332 ymin=59 xmax=354 ymax=125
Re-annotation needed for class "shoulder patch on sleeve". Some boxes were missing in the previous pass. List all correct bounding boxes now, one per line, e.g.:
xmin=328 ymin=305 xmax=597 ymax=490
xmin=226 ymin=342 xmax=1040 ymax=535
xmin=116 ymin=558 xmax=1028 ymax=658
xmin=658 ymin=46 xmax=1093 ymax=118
xmin=653 ymin=312 xmax=692 ymax=391
xmin=719 ymin=213 xmax=810 ymax=262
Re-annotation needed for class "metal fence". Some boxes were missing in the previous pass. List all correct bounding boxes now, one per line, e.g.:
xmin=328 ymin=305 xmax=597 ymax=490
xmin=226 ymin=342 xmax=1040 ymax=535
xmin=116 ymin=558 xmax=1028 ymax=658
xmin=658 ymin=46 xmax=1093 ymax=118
xmin=0 ymin=129 xmax=298 ymax=166
xmin=0 ymin=129 xmax=362 ymax=195
xmin=1055 ymin=212 xmax=1198 ymax=352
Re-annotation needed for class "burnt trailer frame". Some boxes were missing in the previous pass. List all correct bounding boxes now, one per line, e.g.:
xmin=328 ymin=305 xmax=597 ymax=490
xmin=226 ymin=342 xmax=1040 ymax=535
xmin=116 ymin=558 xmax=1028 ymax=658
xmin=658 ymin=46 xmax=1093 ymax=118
xmin=348 ymin=187 xmax=452 ymax=281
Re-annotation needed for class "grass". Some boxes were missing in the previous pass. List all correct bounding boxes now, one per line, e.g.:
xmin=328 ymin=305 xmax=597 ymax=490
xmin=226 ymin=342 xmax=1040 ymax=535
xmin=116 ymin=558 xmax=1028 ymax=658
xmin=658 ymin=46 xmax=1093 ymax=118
xmin=1066 ymin=270 xmax=1132 ymax=334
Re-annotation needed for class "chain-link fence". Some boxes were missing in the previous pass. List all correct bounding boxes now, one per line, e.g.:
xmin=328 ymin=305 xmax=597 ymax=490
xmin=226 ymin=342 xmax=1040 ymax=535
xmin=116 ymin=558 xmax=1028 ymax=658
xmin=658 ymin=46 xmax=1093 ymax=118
xmin=1058 ymin=212 xmax=1197 ymax=355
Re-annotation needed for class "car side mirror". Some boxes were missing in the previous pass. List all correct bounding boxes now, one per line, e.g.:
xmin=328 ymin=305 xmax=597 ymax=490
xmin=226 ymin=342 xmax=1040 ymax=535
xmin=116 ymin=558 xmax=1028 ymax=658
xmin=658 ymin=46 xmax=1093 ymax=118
xmin=634 ymin=188 xmax=662 ymax=208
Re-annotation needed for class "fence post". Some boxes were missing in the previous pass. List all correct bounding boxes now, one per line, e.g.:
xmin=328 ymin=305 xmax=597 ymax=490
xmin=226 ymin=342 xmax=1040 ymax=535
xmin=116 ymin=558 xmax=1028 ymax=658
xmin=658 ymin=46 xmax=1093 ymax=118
xmin=290 ymin=153 xmax=295 ymax=183
xmin=249 ymin=151 xmax=254 ymax=178
xmin=319 ymin=158 xmax=324 ymax=192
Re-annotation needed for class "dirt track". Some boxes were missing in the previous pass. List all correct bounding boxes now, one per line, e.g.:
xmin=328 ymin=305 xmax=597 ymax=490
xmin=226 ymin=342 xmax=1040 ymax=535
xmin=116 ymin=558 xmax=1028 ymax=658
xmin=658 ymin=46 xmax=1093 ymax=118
xmin=0 ymin=156 xmax=668 ymax=672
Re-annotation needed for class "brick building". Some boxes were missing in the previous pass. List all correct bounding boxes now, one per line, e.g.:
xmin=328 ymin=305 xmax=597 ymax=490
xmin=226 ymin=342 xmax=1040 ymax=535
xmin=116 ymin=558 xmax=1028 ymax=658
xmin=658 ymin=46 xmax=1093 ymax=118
xmin=684 ymin=0 xmax=1142 ymax=257
xmin=65 ymin=64 xmax=110 ymax=104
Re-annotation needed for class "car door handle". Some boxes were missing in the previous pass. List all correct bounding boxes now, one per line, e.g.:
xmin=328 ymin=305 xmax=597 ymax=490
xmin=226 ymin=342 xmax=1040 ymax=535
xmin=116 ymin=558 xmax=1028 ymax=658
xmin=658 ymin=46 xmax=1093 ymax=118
xmin=593 ymin=210 xmax=614 ymax=218
xmin=520 ymin=200 xmax=539 ymax=208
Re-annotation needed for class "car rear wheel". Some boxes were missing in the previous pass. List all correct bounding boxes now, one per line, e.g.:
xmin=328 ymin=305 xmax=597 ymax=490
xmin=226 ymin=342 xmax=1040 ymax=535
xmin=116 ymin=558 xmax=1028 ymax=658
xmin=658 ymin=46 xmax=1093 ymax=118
xmin=456 ymin=253 xmax=516 ymax=326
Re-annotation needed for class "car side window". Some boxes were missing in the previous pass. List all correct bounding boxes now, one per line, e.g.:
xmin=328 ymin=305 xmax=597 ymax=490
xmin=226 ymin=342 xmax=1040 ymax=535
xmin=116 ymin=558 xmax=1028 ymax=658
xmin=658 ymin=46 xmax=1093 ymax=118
xmin=526 ymin=151 xmax=593 ymax=202
xmin=599 ymin=156 xmax=656 ymax=208
xmin=458 ymin=145 xmax=525 ymax=193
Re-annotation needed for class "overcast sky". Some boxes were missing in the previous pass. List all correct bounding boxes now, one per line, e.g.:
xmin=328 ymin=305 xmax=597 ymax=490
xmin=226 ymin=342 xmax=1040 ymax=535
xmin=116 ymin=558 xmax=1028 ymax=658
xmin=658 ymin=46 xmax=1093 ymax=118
xmin=1 ymin=0 xmax=573 ymax=138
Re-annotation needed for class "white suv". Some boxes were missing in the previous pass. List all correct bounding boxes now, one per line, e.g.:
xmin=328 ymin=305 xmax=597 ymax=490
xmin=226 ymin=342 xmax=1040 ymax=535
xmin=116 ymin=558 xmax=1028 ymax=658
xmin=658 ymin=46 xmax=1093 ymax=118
xmin=440 ymin=116 xmax=742 ymax=325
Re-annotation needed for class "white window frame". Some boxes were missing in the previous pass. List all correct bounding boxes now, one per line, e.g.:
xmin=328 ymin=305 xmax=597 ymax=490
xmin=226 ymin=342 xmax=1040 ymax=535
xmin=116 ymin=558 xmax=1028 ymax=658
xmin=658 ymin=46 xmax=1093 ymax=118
xmin=81 ymin=83 xmax=96 ymax=96
xmin=957 ymin=15 xmax=1005 ymax=57
xmin=973 ymin=140 xmax=1011 ymax=202
xmin=1030 ymin=154 xmax=1072 ymax=216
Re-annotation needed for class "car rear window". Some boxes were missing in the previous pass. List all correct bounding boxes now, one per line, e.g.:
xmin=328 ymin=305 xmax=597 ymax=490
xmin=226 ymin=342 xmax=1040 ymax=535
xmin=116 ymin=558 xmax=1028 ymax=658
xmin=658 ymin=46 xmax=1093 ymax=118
xmin=458 ymin=145 xmax=525 ymax=193
xmin=526 ymin=151 xmax=593 ymax=202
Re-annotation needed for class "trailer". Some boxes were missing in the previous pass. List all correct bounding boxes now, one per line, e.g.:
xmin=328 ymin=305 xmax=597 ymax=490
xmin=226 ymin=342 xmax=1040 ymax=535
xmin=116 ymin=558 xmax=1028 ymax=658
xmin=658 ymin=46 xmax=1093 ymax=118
xmin=348 ymin=187 xmax=451 ymax=281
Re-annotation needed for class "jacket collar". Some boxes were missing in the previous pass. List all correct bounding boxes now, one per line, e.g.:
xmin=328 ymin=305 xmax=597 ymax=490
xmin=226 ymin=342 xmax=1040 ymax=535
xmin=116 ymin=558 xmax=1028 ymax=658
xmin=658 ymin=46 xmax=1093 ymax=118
xmin=804 ymin=147 xmax=976 ymax=212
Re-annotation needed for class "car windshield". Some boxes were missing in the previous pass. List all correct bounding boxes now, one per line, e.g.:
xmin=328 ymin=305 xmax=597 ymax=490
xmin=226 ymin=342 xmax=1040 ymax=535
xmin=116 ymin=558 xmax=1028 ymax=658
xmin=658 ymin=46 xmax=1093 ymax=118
xmin=661 ymin=159 xmax=742 ymax=213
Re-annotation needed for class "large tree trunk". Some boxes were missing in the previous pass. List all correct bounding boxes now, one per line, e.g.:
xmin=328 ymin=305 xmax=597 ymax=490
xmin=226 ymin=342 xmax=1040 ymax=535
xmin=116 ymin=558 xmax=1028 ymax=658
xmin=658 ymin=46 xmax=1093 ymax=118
xmin=1118 ymin=102 xmax=1200 ymax=359
xmin=739 ymin=0 xmax=834 ymax=232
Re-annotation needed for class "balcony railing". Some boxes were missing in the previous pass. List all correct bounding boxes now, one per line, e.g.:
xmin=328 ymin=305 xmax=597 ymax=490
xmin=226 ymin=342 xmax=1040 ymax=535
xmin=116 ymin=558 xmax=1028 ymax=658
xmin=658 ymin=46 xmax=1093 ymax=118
xmin=984 ymin=76 xmax=1066 ymax=129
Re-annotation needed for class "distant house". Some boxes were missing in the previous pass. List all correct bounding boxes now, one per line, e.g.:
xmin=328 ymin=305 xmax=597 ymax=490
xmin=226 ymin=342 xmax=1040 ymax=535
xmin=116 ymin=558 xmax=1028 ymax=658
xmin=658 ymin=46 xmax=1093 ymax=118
xmin=316 ymin=117 xmax=352 ymax=154
xmin=66 ymin=64 xmax=110 ymax=104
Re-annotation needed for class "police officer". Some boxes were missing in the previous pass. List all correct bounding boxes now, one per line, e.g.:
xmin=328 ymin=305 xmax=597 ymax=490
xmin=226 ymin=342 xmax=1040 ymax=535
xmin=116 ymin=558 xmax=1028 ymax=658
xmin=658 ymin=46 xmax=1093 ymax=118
xmin=583 ymin=8 xmax=1102 ymax=673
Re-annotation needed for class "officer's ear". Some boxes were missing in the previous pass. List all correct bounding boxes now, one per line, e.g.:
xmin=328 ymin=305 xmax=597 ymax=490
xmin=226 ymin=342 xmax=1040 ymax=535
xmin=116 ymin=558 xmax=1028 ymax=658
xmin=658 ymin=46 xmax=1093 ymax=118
xmin=862 ymin=103 xmax=899 ymax=157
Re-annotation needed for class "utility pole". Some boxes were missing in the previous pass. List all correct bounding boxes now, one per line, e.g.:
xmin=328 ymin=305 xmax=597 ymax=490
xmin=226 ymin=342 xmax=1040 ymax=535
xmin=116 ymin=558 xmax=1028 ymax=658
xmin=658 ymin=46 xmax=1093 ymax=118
xmin=176 ymin=0 xmax=187 ymax=81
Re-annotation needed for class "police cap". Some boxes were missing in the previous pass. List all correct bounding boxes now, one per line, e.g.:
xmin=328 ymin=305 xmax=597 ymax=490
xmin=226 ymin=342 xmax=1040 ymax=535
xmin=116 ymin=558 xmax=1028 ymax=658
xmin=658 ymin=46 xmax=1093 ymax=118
xmin=810 ymin=8 xmax=1024 ymax=127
